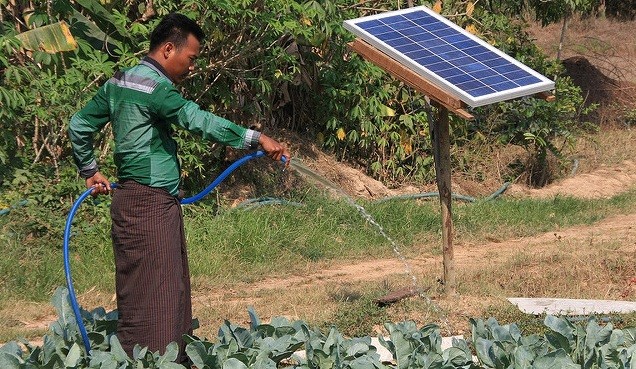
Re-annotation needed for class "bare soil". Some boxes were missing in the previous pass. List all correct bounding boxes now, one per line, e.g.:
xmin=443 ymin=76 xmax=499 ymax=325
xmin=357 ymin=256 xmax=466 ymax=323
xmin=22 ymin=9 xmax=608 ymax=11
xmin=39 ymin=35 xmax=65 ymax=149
xmin=526 ymin=15 xmax=636 ymax=126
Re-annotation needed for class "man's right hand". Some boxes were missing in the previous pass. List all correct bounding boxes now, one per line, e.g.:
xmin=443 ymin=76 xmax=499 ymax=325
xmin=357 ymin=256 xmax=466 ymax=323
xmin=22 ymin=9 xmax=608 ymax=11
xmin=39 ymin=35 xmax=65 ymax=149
xmin=85 ymin=171 xmax=111 ymax=196
xmin=259 ymin=134 xmax=291 ymax=166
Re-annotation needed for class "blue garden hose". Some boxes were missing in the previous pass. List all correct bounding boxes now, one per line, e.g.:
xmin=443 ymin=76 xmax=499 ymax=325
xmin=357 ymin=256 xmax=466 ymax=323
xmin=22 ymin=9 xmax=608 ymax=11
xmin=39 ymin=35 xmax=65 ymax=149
xmin=63 ymin=150 xmax=285 ymax=354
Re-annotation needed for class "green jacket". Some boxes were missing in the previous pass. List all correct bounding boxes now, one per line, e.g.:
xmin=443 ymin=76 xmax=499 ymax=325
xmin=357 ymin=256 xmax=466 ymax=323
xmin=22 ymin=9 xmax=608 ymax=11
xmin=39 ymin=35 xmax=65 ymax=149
xmin=68 ymin=57 xmax=260 ymax=196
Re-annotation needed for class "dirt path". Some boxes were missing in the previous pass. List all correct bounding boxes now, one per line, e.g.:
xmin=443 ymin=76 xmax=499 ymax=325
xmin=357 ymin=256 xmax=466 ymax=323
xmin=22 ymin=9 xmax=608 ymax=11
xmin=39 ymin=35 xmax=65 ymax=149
xmin=194 ymin=212 xmax=636 ymax=302
xmin=509 ymin=160 xmax=636 ymax=199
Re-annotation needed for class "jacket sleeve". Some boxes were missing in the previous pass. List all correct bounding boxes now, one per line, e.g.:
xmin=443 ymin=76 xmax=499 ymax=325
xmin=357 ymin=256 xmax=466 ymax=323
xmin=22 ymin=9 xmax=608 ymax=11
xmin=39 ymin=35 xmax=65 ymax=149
xmin=68 ymin=84 xmax=111 ymax=178
xmin=152 ymin=82 xmax=260 ymax=149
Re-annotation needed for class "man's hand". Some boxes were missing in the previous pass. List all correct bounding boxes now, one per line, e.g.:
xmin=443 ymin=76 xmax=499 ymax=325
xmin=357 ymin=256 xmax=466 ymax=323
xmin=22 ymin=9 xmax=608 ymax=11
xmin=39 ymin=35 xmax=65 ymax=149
xmin=259 ymin=134 xmax=291 ymax=165
xmin=85 ymin=171 xmax=111 ymax=196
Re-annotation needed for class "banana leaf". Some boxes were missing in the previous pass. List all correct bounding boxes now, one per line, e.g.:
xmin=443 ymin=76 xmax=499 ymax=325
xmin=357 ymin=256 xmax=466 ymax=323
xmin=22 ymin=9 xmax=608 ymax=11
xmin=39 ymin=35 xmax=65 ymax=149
xmin=69 ymin=9 xmax=123 ymax=54
xmin=15 ymin=21 xmax=77 ymax=52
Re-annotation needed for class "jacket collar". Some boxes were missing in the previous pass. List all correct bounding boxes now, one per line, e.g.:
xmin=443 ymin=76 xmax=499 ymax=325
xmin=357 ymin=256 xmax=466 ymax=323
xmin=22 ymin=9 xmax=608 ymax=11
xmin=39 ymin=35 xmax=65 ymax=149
xmin=141 ymin=56 xmax=174 ymax=84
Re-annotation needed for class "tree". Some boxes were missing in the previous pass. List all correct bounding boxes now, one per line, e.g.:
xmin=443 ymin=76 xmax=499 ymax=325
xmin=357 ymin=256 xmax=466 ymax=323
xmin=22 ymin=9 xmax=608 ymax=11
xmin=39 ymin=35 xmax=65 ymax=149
xmin=529 ymin=0 xmax=599 ymax=61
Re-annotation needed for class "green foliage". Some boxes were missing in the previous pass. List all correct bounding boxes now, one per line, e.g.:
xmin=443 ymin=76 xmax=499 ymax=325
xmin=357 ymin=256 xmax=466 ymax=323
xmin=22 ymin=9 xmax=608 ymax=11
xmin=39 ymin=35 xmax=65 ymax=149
xmin=471 ymin=316 xmax=636 ymax=369
xmin=1 ymin=0 xmax=599 ymax=197
xmin=0 ymin=0 xmax=617 ymax=275
xmin=380 ymin=321 xmax=477 ymax=369
xmin=604 ymin=0 xmax=636 ymax=20
xmin=2 ymin=290 xmax=635 ymax=368
xmin=475 ymin=76 xmax=594 ymax=186
xmin=529 ymin=0 xmax=601 ymax=26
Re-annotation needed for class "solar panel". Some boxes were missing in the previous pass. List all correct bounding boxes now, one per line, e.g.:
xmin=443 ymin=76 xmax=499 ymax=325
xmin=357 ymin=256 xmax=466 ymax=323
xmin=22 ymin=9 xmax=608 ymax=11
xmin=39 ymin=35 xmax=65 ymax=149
xmin=344 ymin=6 xmax=554 ymax=108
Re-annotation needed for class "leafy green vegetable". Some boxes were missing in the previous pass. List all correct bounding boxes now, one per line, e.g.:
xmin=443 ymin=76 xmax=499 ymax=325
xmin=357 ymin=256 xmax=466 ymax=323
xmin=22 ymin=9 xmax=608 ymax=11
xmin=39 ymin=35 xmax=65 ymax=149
xmin=2 ymin=287 xmax=635 ymax=368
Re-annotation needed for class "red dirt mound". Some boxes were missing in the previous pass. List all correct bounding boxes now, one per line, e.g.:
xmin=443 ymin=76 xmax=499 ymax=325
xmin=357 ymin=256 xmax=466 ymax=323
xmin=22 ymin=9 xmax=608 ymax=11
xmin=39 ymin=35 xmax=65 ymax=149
xmin=562 ymin=56 xmax=636 ymax=125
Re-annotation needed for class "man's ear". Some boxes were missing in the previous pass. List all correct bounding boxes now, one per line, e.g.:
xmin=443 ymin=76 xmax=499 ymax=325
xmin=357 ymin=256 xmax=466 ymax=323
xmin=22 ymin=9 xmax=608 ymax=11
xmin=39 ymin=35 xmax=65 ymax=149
xmin=162 ymin=42 xmax=175 ymax=59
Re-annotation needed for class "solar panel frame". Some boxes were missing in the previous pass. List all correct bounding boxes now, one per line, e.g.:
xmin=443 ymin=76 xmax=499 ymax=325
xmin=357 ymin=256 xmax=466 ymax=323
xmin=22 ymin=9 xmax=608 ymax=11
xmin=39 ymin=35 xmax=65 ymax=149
xmin=344 ymin=6 xmax=555 ymax=107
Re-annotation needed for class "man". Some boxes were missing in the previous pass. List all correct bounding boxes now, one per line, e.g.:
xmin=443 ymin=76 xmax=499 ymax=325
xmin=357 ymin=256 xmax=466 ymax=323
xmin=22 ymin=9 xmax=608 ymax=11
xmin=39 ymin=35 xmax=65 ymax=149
xmin=68 ymin=12 xmax=291 ymax=362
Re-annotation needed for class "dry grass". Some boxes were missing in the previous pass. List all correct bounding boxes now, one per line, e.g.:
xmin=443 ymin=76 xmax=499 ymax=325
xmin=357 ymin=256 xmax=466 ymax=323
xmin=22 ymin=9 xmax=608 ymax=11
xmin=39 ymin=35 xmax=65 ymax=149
xmin=570 ymin=127 xmax=636 ymax=172
xmin=527 ymin=16 xmax=636 ymax=83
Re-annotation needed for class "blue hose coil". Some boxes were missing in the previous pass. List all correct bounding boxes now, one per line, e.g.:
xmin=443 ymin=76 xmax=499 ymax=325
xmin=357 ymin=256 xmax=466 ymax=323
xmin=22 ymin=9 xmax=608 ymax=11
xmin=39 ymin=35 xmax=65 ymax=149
xmin=63 ymin=150 xmax=283 ymax=354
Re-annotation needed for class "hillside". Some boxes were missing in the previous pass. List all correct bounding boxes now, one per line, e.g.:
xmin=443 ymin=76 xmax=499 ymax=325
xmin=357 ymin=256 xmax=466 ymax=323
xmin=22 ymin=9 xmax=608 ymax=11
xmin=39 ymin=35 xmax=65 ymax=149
xmin=4 ymin=14 xmax=636 ymax=348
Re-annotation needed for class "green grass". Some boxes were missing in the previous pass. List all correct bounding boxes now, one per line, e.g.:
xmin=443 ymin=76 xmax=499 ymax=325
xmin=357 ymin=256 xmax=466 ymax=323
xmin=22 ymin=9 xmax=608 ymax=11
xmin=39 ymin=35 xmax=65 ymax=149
xmin=2 ymin=184 xmax=636 ymax=340
xmin=2 ymin=186 xmax=636 ymax=301
xmin=369 ymin=188 xmax=636 ymax=246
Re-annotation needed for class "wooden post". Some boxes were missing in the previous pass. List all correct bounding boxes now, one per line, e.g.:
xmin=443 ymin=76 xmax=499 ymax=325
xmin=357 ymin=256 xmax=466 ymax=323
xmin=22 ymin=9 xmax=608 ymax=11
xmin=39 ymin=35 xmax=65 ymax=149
xmin=347 ymin=38 xmax=462 ymax=295
xmin=430 ymin=105 xmax=456 ymax=295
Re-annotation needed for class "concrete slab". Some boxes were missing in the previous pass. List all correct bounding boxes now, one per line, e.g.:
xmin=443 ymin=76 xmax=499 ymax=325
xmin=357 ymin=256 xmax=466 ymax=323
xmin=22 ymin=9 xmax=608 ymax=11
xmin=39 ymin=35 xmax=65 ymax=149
xmin=507 ymin=297 xmax=636 ymax=315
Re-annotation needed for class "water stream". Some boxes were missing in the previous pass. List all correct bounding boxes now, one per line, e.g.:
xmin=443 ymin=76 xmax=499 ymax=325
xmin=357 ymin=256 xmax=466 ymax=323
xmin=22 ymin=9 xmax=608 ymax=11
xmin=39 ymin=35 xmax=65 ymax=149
xmin=288 ymin=160 xmax=453 ymax=334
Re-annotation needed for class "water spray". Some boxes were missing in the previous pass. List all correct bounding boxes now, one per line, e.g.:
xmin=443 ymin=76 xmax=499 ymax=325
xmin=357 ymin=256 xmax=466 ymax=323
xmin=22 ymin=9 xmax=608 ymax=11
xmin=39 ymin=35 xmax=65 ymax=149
xmin=63 ymin=150 xmax=285 ymax=354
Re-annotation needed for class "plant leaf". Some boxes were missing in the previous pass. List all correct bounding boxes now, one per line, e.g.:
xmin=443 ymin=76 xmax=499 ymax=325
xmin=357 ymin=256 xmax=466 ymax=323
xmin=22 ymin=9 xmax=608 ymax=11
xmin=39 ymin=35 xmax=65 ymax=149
xmin=248 ymin=305 xmax=261 ymax=331
xmin=159 ymin=342 xmax=179 ymax=364
xmin=69 ymin=10 xmax=122 ymax=53
xmin=63 ymin=343 xmax=82 ymax=367
xmin=185 ymin=341 xmax=208 ymax=369
xmin=15 ymin=21 xmax=77 ymax=52
xmin=222 ymin=357 xmax=248 ymax=369
xmin=533 ymin=348 xmax=579 ymax=369
xmin=432 ymin=0 xmax=443 ymax=14
xmin=474 ymin=337 xmax=496 ymax=367
xmin=0 ymin=352 xmax=21 ymax=369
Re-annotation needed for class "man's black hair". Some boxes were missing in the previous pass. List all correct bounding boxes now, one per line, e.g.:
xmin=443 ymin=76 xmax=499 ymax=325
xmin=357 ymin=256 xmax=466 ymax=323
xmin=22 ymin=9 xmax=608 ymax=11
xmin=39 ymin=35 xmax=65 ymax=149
xmin=149 ymin=13 xmax=205 ymax=51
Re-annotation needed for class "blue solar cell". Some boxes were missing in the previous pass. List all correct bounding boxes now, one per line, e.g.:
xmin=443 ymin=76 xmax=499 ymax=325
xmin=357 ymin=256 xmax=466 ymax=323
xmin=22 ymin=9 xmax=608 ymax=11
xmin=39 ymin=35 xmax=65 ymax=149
xmin=515 ymin=75 xmax=542 ymax=85
xmin=425 ymin=21 xmax=448 ymax=31
xmin=469 ymin=85 xmax=496 ymax=97
xmin=454 ymin=39 xmax=479 ymax=49
xmin=370 ymin=25 xmax=393 ymax=34
xmin=483 ymin=58 xmax=510 ymax=68
xmin=396 ymin=43 xmax=422 ymax=53
xmin=428 ymin=61 xmax=454 ymax=73
xmin=457 ymin=79 xmax=487 ymax=91
xmin=469 ymin=68 xmax=498 ymax=78
xmin=393 ymin=20 xmax=416 ymax=30
xmin=375 ymin=30 xmax=402 ymax=42
xmin=357 ymin=19 xmax=384 ymax=29
xmin=491 ymin=81 xmax=518 ymax=91
xmin=434 ymin=28 xmax=457 ymax=37
xmin=403 ymin=11 xmax=431 ymax=21
xmin=383 ymin=36 xmax=407 ymax=46
xmin=472 ymin=50 xmax=499 ymax=62
xmin=480 ymin=75 xmax=509 ymax=85
xmin=406 ymin=49 xmax=433 ymax=60
xmin=460 ymin=62 xmax=488 ymax=73
xmin=493 ymin=64 xmax=519 ymax=73
xmin=443 ymin=34 xmax=468 ymax=44
xmin=447 ymin=73 xmax=475 ymax=84
xmin=410 ymin=32 xmax=436 ymax=42
xmin=420 ymin=38 xmax=455 ymax=48
xmin=344 ymin=6 xmax=554 ymax=106
xmin=416 ymin=54 xmax=443 ymax=65
xmin=503 ymin=69 xmax=531 ymax=80
xmin=440 ymin=50 xmax=466 ymax=61
xmin=436 ymin=67 xmax=464 ymax=79
xmin=401 ymin=26 xmax=425 ymax=37
xmin=449 ymin=56 xmax=475 ymax=66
